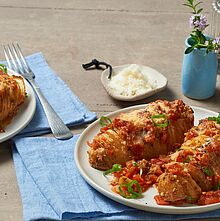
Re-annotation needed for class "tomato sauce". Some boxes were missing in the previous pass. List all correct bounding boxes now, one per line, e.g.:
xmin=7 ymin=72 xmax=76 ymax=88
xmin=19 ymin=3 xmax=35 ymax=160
xmin=198 ymin=190 xmax=220 ymax=205
xmin=154 ymin=195 xmax=170 ymax=205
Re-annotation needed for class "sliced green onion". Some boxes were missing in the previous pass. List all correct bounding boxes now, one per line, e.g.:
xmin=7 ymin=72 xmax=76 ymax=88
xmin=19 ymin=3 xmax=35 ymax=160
xmin=184 ymin=156 xmax=191 ymax=163
xmin=208 ymin=117 xmax=217 ymax=121
xmin=217 ymin=114 xmax=220 ymax=124
xmin=208 ymin=113 xmax=220 ymax=124
xmin=0 ymin=64 xmax=7 ymax=74
xmin=119 ymin=180 xmax=142 ymax=199
xmin=119 ymin=184 xmax=128 ymax=198
xmin=103 ymin=164 xmax=121 ymax=176
xmin=99 ymin=116 xmax=112 ymax=127
xmin=127 ymin=180 xmax=142 ymax=197
xmin=154 ymin=122 xmax=169 ymax=127
xmin=132 ymin=162 xmax=138 ymax=167
xmin=151 ymin=114 xmax=169 ymax=128
xmin=213 ymin=183 xmax=220 ymax=191
xmin=151 ymin=114 xmax=166 ymax=119
xmin=202 ymin=167 xmax=213 ymax=176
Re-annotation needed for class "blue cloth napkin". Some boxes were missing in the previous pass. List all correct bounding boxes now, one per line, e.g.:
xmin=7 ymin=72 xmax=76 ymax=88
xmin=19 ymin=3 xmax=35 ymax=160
xmin=13 ymin=136 xmax=220 ymax=221
xmin=13 ymin=52 xmax=96 ymax=136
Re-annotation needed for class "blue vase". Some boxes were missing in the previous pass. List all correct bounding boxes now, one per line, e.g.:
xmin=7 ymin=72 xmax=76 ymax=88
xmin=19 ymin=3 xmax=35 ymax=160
xmin=182 ymin=37 xmax=218 ymax=100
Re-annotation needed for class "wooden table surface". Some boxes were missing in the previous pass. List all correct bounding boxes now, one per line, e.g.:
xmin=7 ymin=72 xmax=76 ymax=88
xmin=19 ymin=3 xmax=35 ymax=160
xmin=0 ymin=1 xmax=219 ymax=220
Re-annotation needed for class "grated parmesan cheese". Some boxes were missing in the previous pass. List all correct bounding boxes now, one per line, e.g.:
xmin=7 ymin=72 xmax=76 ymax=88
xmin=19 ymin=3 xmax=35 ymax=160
xmin=109 ymin=64 xmax=155 ymax=97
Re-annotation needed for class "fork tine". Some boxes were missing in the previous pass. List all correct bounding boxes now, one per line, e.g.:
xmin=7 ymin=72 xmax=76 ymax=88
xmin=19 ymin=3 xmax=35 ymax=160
xmin=3 ymin=45 xmax=12 ymax=69
xmin=5 ymin=45 xmax=20 ymax=73
xmin=11 ymin=43 xmax=27 ymax=74
xmin=15 ymin=43 xmax=32 ymax=73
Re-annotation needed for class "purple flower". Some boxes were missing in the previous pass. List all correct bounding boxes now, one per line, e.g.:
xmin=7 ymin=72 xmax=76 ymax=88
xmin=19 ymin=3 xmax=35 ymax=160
xmin=189 ymin=14 xmax=208 ymax=31
xmin=212 ymin=36 xmax=220 ymax=45
xmin=212 ymin=36 xmax=220 ymax=53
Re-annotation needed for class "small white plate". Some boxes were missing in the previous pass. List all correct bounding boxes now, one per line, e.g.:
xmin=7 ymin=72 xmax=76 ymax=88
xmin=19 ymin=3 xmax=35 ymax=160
xmin=0 ymin=69 xmax=36 ymax=143
xmin=101 ymin=64 xmax=168 ymax=101
xmin=74 ymin=105 xmax=220 ymax=214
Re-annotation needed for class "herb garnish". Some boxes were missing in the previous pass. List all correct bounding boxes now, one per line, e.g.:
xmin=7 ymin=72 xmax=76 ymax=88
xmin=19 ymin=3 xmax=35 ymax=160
xmin=132 ymin=162 xmax=138 ymax=167
xmin=0 ymin=64 xmax=7 ymax=74
xmin=202 ymin=167 xmax=213 ymax=177
xmin=119 ymin=180 xmax=142 ymax=199
xmin=184 ymin=156 xmax=191 ymax=163
xmin=99 ymin=116 xmax=112 ymax=127
xmin=208 ymin=113 xmax=220 ymax=124
xmin=151 ymin=114 xmax=169 ymax=128
xmin=213 ymin=183 xmax=220 ymax=191
xmin=103 ymin=164 xmax=121 ymax=176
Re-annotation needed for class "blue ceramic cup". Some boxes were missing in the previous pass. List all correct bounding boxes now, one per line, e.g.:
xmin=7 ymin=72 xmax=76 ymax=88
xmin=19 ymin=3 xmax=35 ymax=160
xmin=182 ymin=36 xmax=218 ymax=100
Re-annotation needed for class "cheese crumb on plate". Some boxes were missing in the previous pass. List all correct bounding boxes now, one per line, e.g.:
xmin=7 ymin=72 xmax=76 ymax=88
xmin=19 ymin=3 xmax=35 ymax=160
xmin=101 ymin=64 xmax=167 ymax=101
xmin=108 ymin=64 xmax=156 ymax=97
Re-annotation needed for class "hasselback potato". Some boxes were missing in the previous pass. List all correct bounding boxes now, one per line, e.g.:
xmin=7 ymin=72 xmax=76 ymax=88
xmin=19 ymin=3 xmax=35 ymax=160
xmin=0 ymin=71 xmax=26 ymax=132
xmin=157 ymin=118 xmax=220 ymax=204
xmin=87 ymin=100 xmax=194 ymax=170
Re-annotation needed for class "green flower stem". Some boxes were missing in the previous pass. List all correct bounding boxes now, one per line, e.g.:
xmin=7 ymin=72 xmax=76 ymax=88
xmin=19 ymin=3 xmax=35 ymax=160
xmin=183 ymin=0 xmax=203 ymax=14
xmin=197 ymin=43 xmax=207 ymax=48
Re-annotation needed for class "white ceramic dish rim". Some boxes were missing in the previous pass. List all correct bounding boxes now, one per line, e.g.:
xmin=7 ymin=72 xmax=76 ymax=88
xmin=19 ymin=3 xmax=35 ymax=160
xmin=74 ymin=104 xmax=220 ymax=214
xmin=0 ymin=69 xmax=36 ymax=143
xmin=101 ymin=64 xmax=168 ymax=101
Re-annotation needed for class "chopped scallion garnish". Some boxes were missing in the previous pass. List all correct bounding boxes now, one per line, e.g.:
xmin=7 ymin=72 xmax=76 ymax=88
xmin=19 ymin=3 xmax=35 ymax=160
xmin=213 ymin=183 xmax=220 ymax=191
xmin=184 ymin=156 xmax=191 ymax=163
xmin=132 ymin=162 xmax=138 ymax=167
xmin=208 ymin=113 xmax=220 ymax=124
xmin=202 ymin=167 xmax=213 ymax=176
xmin=119 ymin=180 xmax=142 ymax=199
xmin=0 ymin=64 xmax=7 ymax=74
xmin=99 ymin=116 xmax=112 ymax=127
xmin=103 ymin=164 xmax=121 ymax=176
xmin=151 ymin=114 xmax=169 ymax=128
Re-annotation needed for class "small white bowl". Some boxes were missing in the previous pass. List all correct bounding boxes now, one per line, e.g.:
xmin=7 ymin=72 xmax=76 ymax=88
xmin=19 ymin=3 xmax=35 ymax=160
xmin=101 ymin=64 xmax=168 ymax=101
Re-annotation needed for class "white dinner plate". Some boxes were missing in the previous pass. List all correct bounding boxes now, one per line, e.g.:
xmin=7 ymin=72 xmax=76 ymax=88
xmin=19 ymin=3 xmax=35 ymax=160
xmin=0 ymin=69 xmax=36 ymax=143
xmin=74 ymin=104 xmax=220 ymax=214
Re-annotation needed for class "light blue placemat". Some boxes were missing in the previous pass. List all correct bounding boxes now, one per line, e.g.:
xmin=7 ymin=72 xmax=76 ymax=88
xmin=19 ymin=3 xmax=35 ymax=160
xmin=7 ymin=52 xmax=96 ymax=136
xmin=13 ymin=136 xmax=220 ymax=221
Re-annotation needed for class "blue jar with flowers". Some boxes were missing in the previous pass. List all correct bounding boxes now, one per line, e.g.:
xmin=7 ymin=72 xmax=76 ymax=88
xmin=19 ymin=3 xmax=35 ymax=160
xmin=182 ymin=0 xmax=220 ymax=100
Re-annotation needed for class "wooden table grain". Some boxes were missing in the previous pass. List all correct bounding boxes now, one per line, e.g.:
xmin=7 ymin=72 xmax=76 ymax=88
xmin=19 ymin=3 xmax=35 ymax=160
xmin=0 ymin=1 xmax=219 ymax=220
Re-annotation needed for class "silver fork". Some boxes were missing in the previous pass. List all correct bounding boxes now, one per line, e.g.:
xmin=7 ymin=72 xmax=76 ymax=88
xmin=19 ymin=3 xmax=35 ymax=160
xmin=3 ymin=43 xmax=73 ymax=140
